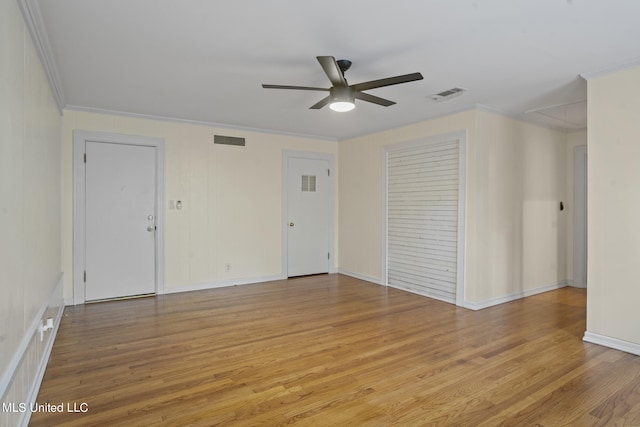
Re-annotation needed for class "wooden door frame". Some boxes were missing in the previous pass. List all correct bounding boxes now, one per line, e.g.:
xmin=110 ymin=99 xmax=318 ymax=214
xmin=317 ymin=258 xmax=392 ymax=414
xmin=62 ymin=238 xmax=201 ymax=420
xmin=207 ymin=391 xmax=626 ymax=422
xmin=73 ymin=130 xmax=165 ymax=304
xmin=382 ymin=131 xmax=467 ymax=307
xmin=281 ymin=150 xmax=336 ymax=278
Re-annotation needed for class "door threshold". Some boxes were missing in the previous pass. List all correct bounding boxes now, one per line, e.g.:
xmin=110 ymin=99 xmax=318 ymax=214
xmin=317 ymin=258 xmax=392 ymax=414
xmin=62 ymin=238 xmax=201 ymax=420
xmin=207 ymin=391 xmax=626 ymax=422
xmin=86 ymin=293 xmax=156 ymax=304
xmin=287 ymin=273 xmax=329 ymax=279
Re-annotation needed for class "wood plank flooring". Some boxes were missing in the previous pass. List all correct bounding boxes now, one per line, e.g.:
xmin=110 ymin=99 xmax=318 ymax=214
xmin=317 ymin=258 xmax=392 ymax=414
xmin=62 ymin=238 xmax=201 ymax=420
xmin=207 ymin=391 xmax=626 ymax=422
xmin=31 ymin=274 xmax=640 ymax=426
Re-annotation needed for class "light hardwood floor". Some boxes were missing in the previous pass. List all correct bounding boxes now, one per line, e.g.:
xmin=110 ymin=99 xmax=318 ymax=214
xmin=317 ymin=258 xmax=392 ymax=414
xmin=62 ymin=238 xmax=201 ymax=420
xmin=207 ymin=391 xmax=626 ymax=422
xmin=31 ymin=274 xmax=640 ymax=426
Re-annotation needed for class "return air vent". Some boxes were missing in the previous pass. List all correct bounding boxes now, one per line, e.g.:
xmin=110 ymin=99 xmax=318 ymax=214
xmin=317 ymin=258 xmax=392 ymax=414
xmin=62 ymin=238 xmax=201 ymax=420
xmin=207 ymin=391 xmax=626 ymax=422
xmin=301 ymin=175 xmax=316 ymax=192
xmin=429 ymin=87 xmax=467 ymax=103
xmin=213 ymin=134 xmax=246 ymax=147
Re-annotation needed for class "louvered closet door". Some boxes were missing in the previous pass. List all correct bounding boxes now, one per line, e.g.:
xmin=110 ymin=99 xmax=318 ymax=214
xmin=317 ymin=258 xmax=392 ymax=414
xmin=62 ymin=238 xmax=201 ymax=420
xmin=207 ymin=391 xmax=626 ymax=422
xmin=387 ymin=139 xmax=459 ymax=304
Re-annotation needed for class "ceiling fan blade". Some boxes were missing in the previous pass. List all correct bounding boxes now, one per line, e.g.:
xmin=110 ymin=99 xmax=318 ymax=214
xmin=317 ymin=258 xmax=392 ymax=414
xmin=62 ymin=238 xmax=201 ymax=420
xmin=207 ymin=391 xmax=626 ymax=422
xmin=309 ymin=96 xmax=331 ymax=110
xmin=352 ymin=72 xmax=423 ymax=92
xmin=317 ymin=56 xmax=348 ymax=87
xmin=354 ymin=92 xmax=396 ymax=107
xmin=262 ymin=84 xmax=329 ymax=92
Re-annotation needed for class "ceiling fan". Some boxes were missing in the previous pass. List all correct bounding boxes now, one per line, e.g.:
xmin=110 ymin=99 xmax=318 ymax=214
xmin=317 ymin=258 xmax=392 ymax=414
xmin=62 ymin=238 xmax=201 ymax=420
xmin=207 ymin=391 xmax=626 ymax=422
xmin=262 ymin=56 xmax=423 ymax=112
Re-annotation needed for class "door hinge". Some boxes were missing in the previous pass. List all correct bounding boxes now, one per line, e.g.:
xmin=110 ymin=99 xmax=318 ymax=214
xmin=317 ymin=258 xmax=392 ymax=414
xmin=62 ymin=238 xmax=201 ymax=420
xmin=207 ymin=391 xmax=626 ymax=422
xmin=328 ymin=252 xmax=330 ymax=259
xmin=327 ymin=169 xmax=330 ymax=176
xmin=83 ymin=270 xmax=86 ymax=282
xmin=84 ymin=153 xmax=87 ymax=163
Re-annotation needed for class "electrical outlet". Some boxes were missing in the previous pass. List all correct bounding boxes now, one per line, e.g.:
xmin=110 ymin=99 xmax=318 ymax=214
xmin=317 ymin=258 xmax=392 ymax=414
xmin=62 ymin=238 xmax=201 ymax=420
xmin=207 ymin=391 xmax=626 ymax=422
xmin=224 ymin=263 xmax=231 ymax=272
xmin=39 ymin=318 xmax=53 ymax=341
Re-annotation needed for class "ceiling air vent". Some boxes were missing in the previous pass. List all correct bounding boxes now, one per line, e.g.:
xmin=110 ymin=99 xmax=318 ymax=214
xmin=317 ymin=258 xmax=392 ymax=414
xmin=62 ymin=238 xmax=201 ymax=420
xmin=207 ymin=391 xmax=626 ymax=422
xmin=213 ymin=134 xmax=246 ymax=147
xmin=429 ymin=87 xmax=467 ymax=103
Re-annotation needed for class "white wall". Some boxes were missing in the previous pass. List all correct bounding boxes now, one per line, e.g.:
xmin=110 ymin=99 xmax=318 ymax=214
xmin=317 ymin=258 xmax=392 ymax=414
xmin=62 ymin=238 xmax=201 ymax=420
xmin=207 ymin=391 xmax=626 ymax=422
xmin=339 ymin=108 xmax=568 ymax=307
xmin=585 ymin=65 xmax=640 ymax=350
xmin=0 ymin=0 xmax=63 ymax=422
xmin=62 ymin=110 xmax=338 ymax=298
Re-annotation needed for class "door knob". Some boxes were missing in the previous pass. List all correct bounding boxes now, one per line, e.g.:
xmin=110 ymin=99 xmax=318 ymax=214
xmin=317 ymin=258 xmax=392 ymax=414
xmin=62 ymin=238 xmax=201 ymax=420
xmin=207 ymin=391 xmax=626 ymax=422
xmin=289 ymin=222 xmax=295 ymax=227
xmin=147 ymin=226 xmax=155 ymax=232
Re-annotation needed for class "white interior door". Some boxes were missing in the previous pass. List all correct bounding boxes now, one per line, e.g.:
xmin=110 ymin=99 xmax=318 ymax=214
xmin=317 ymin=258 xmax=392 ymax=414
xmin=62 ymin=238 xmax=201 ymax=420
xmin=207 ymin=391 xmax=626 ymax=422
xmin=85 ymin=141 xmax=157 ymax=301
xmin=287 ymin=157 xmax=330 ymax=277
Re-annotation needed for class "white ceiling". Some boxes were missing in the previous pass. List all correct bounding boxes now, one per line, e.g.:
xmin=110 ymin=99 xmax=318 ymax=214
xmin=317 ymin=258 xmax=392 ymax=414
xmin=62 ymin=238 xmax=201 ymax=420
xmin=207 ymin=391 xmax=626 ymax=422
xmin=36 ymin=0 xmax=640 ymax=140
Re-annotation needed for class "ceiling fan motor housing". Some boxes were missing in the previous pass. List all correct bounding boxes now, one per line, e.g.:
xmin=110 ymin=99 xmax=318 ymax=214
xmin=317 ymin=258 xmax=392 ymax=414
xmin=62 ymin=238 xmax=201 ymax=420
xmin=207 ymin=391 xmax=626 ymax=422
xmin=336 ymin=59 xmax=352 ymax=74
xmin=330 ymin=86 xmax=355 ymax=102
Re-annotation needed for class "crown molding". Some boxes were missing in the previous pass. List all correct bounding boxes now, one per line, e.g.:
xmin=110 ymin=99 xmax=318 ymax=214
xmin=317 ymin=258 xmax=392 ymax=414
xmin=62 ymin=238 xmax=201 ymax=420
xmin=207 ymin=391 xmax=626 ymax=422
xmin=580 ymin=57 xmax=640 ymax=81
xmin=16 ymin=0 xmax=65 ymax=113
xmin=64 ymin=105 xmax=338 ymax=142
xmin=523 ymin=99 xmax=587 ymax=114
xmin=477 ymin=103 xmax=587 ymax=132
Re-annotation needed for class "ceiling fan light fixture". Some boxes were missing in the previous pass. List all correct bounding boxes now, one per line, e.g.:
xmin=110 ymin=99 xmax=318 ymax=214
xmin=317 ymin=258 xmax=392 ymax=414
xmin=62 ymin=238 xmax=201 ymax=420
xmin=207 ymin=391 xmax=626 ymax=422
xmin=329 ymin=86 xmax=355 ymax=112
xmin=330 ymin=100 xmax=355 ymax=112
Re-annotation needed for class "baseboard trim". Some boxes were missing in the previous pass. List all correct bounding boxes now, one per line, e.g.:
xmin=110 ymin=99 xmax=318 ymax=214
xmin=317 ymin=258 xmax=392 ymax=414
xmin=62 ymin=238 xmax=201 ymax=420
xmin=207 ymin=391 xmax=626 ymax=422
xmin=337 ymin=269 xmax=384 ymax=285
xmin=568 ymin=281 xmax=587 ymax=289
xmin=464 ymin=280 xmax=568 ymax=311
xmin=0 ymin=273 xmax=65 ymax=427
xmin=162 ymin=274 xmax=285 ymax=295
xmin=583 ymin=331 xmax=640 ymax=356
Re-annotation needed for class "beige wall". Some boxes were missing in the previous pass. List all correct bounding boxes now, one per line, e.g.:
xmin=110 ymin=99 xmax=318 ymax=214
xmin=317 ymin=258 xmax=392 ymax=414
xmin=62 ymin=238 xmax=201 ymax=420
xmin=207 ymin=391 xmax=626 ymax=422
xmin=0 ymin=0 xmax=62 ymax=409
xmin=339 ymin=108 xmax=569 ymax=307
xmin=586 ymin=65 xmax=640 ymax=346
xmin=473 ymin=110 xmax=567 ymax=303
xmin=62 ymin=110 xmax=337 ymax=298
xmin=63 ymin=106 xmax=573 ymax=310
xmin=338 ymin=110 xmax=477 ymax=286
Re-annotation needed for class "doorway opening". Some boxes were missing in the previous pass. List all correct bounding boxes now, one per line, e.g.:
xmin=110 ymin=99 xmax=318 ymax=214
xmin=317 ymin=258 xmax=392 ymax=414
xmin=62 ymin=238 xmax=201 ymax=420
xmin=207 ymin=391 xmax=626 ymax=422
xmin=573 ymin=145 xmax=587 ymax=288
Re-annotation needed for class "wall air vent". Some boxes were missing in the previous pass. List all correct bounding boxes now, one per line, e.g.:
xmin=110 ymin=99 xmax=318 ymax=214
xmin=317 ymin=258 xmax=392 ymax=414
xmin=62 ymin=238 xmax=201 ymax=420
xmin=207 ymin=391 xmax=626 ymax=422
xmin=429 ymin=87 xmax=467 ymax=103
xmin=213 ymin=134 xmax=246 ymax=147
